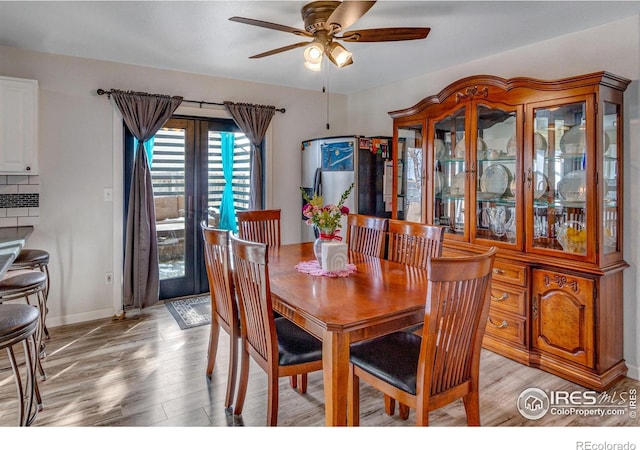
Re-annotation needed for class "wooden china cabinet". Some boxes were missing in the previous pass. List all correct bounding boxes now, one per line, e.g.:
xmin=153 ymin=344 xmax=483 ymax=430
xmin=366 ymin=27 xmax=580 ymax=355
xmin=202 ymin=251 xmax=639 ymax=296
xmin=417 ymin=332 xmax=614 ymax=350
xmin=389 ymin=72 xmax=630 ymax=390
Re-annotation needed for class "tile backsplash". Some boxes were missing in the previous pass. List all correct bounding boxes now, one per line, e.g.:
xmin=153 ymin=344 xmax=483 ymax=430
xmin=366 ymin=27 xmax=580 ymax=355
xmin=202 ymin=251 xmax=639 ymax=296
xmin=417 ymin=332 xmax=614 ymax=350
xmin=0 ymin=175 xmax=40 ymax=226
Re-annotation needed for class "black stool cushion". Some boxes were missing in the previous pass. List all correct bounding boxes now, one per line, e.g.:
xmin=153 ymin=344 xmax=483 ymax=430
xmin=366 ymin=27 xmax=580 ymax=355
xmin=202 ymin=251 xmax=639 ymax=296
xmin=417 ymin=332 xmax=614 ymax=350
xmin=0 ymin=271 xmax=47 ymax=298
xmin=275 ymin=317 xmax=323 ymax=366
xmin=0 ymin=304 xmax=39 ymax=340
xmin=12 ymin=249 xmax=50 ymax=268
xmin=349 ymin=331 xmax=422 ymax=395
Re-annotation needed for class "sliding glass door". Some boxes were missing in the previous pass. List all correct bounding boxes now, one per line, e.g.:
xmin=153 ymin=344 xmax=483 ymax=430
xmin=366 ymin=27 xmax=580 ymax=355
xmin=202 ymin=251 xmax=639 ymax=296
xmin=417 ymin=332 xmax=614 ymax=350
xmin=124 ymin=116 xmax=252 ymax=300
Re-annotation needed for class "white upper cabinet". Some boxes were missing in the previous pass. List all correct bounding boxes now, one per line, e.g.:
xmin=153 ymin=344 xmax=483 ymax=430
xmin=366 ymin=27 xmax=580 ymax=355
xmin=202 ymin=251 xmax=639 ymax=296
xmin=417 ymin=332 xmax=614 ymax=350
xmin=0 ymin=76 xmax=38 ymax=175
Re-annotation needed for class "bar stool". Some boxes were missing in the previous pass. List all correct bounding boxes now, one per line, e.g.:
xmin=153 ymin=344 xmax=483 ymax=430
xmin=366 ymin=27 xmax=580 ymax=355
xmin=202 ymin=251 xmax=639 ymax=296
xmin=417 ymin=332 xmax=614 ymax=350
xmin=9 ymin=249 xmax=50 ymax=338
xmin=0 ymin=303 xmax=42 ymax=426
xmin=0 ymin=270 xmax=48 ymax=380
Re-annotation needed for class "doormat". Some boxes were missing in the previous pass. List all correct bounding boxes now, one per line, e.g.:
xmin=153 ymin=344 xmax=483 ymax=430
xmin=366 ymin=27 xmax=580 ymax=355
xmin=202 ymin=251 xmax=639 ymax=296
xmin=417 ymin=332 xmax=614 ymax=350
xmin=165 ymin=296 xmax=211 ymax=330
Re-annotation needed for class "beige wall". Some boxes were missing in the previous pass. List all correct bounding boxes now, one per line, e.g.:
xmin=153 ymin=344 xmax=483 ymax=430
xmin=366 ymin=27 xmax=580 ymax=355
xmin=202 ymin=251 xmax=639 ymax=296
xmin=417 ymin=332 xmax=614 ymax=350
xmin=347 ymin=15 xmax=640 ymax=379
xmin=0 ymin=14 xmax=638 ymax=379
xmin=0 ymin=44 xmax=348 ymax=326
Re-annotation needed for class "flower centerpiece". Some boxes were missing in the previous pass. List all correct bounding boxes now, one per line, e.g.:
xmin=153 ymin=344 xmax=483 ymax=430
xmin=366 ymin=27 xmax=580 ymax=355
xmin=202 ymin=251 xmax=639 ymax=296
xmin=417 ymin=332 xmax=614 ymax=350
xmin=300 ymin=182 xmax=354 ymax=263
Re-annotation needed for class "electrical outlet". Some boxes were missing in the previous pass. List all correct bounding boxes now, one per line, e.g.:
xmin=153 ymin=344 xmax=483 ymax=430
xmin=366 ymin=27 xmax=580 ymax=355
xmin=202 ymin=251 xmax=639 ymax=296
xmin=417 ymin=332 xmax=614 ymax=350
xmin=105 ymin=272 xmax=113 ymax=284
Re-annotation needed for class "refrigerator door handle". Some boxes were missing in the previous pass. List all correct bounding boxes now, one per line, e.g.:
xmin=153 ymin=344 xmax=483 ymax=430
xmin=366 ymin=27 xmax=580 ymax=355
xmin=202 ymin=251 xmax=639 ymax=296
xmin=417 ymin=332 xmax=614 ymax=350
xmin=313 ymin=167 xmax=322 ymax=197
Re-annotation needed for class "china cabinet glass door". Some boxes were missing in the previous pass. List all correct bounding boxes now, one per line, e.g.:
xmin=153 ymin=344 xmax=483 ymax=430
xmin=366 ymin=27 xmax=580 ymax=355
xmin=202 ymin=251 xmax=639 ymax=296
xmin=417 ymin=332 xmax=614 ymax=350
xmin=602 ymin=102 xmax=619 ymax=255
xmin=473 ymin=103 xmax=518 ymax=246
xmin=433 ymin=107 xmax=466 ymax=238
xmin=396 ymin=124 xmax=423 ymax=221
xmin=530 ymin=100 xmax=591 ymax=258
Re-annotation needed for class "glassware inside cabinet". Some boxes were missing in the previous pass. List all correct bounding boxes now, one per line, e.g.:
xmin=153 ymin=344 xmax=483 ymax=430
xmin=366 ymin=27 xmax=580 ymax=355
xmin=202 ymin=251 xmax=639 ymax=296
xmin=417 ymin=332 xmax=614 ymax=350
xmin=397 ymin=125 xmax=423 ymax=222
xmin=603 ymin=102 xmax=619 ymax=254
xmin=532 ymin=102 xmax=587 ymax=255
xmin=475 ymin=105 xmax=517 ymax=244
xmin=433 ymin=108 xmax=465 ymax=235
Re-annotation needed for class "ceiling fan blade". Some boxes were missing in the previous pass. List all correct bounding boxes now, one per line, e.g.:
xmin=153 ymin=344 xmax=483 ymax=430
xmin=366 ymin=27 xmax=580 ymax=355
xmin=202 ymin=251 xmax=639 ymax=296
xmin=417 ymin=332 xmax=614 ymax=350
xmin=229 ymin=16 xmax=312 ymax=37
xmin=338 ymin=27 xmax=431 ymax=42
xmin=249 ymin=41 xmax=312 ymax=59
xmin=325 ymin=1 xmax=376 ymax=33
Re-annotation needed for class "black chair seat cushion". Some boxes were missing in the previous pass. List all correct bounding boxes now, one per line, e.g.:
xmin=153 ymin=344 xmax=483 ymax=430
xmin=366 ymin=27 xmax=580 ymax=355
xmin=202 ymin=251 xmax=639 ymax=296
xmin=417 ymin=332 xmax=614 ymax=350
xmin=12 ymin=249 xmax=50 ymax=267
xmin=0 ymin=271 xmax=47 ymax=299
xmin=275 ymin=317 xmax=322 ymax=366
xmin=0 ymin=304 xmax=39 ymax=343
xmin=349 ymin=331 xmax=421 ymax=395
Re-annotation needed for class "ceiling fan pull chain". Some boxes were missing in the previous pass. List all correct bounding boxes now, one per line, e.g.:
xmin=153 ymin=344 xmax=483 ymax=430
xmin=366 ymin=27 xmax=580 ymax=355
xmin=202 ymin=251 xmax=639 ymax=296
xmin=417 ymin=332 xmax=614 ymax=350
xmin=324 ymin=65 xmax=330 ymax=130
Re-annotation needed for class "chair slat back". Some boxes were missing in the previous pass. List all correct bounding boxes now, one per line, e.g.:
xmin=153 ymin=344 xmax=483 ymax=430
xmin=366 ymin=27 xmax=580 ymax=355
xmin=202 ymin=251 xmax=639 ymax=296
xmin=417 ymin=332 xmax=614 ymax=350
xmin=419 ymin=247 xmax=497 ymax=398
xmin=345 ymin=214 xmax=388 ymax=258
xmin=201 ymin=223 xmax=237 ymax=332
xmin=386 ymin=220 xmax=445 ymax=269
xmin=230 ymin=235 xmax=276 ymax=369
xmin=236 ymin=209 xmax=281 ymax=248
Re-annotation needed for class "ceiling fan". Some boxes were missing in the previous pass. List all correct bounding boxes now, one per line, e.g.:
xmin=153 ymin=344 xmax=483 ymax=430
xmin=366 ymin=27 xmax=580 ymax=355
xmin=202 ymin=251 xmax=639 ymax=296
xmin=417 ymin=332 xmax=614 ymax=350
xmin=229 ymin=1 xmax=431 ymax=71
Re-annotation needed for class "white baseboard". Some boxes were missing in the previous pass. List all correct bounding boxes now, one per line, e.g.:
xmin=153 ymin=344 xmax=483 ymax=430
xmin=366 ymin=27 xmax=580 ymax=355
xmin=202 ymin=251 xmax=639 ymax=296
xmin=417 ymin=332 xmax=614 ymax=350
xmin=46 ymin=309 xmax=114 ymax=328
xmin=626 ymin=363 xmax=640 ymax=381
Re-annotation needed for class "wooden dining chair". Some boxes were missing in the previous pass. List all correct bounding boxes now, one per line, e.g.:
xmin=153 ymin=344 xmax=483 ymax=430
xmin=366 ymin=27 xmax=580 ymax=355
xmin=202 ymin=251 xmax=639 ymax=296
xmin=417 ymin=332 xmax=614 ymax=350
xmin=230 ymin=235 xmax=323 ymax=426
xmin=384 ymin=219 xmax=445 ymax=418
xmin=386 ymin=220 xmax=445 ymax=269
xmin=348 ymin=247 xmax=497 ymax=426
xmin=201 ymin=223 xmax=239 ymax=410
xmin=236 ymin=209 xmax=281 ymax=248
xmin=345 ymin=214 xmax=388 ymax=258
xmin=235 ymin=208 xmax=304 ymax=390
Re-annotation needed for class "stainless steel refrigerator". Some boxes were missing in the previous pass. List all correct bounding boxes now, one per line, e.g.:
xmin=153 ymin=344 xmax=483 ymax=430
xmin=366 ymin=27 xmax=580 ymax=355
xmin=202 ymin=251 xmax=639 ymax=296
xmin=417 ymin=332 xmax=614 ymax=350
xmin=301 ymin=135 xmax=391 ymax=242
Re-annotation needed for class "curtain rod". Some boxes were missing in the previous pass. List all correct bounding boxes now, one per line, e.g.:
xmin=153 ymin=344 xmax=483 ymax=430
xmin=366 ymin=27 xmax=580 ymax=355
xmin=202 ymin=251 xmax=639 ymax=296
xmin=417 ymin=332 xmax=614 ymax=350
xmin=96 ymin=89 xmax=286 ymax=113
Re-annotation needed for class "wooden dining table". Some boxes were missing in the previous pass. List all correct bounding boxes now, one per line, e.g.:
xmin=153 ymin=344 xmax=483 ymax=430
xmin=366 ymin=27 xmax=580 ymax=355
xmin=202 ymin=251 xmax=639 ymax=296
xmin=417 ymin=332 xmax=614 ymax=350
xmin=267 ymin=242 xmax=429 ymax=426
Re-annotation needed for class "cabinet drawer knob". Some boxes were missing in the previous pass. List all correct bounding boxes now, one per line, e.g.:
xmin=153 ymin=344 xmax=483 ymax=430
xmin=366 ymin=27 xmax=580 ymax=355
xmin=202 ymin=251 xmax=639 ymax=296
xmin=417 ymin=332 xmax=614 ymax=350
xmin=491 ymin=292 xmax=509 ymax=302
xmin=493 ymin=268 xmax=506 ymax=275
xmin=25 ymin=166 xmax=31 ymax=171
xmin=487 ymin=317 xmax=508 ymax=329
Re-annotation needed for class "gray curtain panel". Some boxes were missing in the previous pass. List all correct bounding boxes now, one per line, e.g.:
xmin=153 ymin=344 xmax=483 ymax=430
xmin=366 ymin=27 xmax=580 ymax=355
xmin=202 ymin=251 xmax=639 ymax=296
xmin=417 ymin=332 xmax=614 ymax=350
xmin=223 ymin=102 xmax=276 ymax=210
xmin=111 ymin=90 xmax=183 ymax=309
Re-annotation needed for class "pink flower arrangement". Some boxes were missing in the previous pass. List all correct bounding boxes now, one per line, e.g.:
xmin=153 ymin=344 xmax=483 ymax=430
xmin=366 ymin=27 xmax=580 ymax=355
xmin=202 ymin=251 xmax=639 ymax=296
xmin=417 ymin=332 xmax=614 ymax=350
xmin=300 ymin=182 xmax=354 ymax=231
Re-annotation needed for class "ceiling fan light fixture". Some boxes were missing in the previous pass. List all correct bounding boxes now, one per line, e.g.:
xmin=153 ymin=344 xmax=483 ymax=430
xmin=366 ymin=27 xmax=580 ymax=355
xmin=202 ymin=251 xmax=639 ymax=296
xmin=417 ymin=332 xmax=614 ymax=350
xmin=304 ymin=59 xmax=323 ymax=72
xmin=327 ymin=42 xmax=353 ymax=68
xmin=304 ymin=42 xmax=324 ymax=64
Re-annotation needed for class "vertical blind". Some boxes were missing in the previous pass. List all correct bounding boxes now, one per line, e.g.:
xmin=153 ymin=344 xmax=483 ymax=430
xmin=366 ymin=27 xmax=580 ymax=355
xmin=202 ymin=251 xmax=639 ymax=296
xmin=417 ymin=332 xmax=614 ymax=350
xmin=150 ymin=127 xmax=251 ymax=212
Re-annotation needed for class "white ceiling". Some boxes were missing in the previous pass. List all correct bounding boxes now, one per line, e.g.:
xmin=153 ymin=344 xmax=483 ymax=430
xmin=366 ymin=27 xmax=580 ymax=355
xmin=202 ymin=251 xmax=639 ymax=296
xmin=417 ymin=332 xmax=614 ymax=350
xmin=1 ymin=1 xmax=639 ymax=94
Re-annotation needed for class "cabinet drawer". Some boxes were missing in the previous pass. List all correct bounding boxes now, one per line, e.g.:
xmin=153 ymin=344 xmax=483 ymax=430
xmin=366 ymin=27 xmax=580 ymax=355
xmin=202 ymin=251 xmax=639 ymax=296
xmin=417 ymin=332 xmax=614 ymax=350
xmin=484 ymin=310 xmax=526 ymax=346
xmin=492 ymin=259 xmax=527 ymax=287
xmin=490 ymin=282 xmax=527 ymax=316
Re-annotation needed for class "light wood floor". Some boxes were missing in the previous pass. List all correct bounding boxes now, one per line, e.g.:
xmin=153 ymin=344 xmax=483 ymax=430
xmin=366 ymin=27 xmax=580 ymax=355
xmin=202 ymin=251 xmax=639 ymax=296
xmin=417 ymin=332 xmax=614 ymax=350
xmin=1 ymin=302 xmax=638 ymax=428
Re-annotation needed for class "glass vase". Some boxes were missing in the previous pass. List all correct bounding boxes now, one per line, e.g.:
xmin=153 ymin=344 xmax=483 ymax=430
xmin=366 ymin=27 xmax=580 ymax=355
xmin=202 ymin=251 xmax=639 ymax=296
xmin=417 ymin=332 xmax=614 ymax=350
xmin=313 ymin=227 xmax=337 ymax=264
xmin=505 ymin=207 xmax=516 ymax=243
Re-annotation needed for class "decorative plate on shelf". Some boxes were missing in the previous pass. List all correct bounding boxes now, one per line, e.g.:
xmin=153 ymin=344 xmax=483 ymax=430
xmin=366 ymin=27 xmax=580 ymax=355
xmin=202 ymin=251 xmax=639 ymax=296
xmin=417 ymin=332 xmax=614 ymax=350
xmin=449 ymin=172 xmax=466 ymax=196
xmin=453 ymin=137 xmax=486 ymax=160
xmin=505 ymin=132 xmax=547 ymax=156
xmin=479 ymin=164 xmax=510 ymax=198
xmin=557 ymin=170 xmax=586 ymax=201
xmin=559 ymin=125 xmax=610 ymax=155
xmin=534 ymin=132 xmax=548 ymax=154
